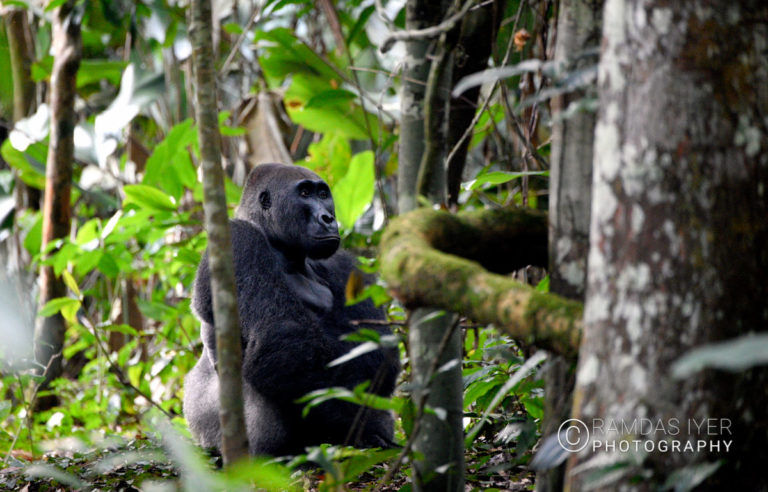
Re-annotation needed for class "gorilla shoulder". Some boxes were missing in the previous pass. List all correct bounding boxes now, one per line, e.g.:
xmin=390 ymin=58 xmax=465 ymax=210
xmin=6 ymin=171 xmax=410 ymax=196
xmin=191 ymin=219 xmax=276 ymax=326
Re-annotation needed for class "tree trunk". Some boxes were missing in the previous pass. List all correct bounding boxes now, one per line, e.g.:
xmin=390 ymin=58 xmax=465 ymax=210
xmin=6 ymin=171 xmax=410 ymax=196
xmin=409 ymin=309 xmax=463 ymax=491
xmin=5 ymin=7 xmax=35 ymax=123
xmin=567 ymin=1 xmax=768 ymax=490
xmin=188 ymin=0 xmax=248 ymax=465
xmin=34 ymin=0 xmax=80 ymax=387
xmin=538 ymin=0 xmax=602 ymax=490
xmin=397 ymin=1 xmax=464 ymax=490
xmin=397 ymin=0 xmax=450 ymax=213
xmin=445 ymin=0 xmax=504 ymax=208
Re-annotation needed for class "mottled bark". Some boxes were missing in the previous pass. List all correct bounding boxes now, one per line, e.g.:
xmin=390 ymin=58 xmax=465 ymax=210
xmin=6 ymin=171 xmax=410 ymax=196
xmin=34 ymin=0 xmax=80 ymax=386
xmin=397 ymin=0 xmax=450 ymax=213
xmin=538 ymin=1 xmax=602 ymax=490
xmin=189 ymin=0 xmax=248 ymax=465
xmin=567 ymin=1 xmax=768 ymax=490
xmin=379 ymin=207 xmax=583 ymax=358
xmin=548 ymin=0 xmax=602 ymax=300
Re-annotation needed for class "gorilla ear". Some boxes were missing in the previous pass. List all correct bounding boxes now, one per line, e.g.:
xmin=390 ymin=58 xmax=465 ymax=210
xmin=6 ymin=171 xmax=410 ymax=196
xmin=259 ymin=190 xmax=271 ymax=210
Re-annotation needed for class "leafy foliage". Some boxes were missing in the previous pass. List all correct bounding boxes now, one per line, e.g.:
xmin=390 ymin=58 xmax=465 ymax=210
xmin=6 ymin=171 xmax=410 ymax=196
xmin=0 ymin=0 xmax=564 ymax=489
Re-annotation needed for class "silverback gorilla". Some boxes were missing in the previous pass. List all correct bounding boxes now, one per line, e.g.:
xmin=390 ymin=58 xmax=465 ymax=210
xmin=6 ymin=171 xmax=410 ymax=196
xmin=183 ymin=163 xmax=400 ymax=456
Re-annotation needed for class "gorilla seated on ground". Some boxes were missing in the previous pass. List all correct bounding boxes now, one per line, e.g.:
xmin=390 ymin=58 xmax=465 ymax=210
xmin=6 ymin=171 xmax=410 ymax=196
xmin=183 ymin=163 xmax=400 ymax=456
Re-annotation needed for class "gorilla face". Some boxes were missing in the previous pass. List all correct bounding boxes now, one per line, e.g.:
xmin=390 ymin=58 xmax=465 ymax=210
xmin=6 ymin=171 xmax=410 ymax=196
xmin=285 ymin=177 xmax=340 ymax=259
xmin=237 ymin=164 xmax=340 ymax=260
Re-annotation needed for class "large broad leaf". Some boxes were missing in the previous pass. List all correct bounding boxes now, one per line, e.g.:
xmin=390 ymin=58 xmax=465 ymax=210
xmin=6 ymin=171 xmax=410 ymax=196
xmin=123 ymin=184 xmax=177 ymax=212
xmin=1 ymin=140 xmax=46 ymax=189
xmin=284 ymin=74 xmax=372 ymax=140
xmin=296 ymin=133 xmax=352 ymax=188
xmin=332 ymin=151 xmax=375 ymax=230
xmin=143 ymin=119 xmax=197 ymax=200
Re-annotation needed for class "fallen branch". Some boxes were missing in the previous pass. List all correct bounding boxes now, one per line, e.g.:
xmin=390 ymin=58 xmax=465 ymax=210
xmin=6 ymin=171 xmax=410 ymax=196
xmin=379 ymin=207 xmax=582 ymax=357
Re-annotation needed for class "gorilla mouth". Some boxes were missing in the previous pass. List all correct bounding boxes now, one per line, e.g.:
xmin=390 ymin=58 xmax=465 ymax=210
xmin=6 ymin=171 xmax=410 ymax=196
xmin=315 ymin=235 xmax=340 ymax=241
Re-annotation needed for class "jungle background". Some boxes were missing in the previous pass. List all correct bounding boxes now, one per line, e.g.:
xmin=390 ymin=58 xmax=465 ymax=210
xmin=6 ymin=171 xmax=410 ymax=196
xmin=0 ymin=0 xmax=766 ymax=491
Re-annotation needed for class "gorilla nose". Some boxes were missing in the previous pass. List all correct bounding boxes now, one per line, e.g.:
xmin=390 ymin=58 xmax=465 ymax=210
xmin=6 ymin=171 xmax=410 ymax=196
xmin=321 ymin=213 xmax=334 ymax=225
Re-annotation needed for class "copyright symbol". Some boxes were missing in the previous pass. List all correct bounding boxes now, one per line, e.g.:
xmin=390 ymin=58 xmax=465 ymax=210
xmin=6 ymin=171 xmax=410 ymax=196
xmin=558 ymin=418 xmax=590 ymax=453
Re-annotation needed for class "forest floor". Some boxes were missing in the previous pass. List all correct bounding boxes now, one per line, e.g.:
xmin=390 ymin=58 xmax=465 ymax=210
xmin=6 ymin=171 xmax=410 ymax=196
xmin=0 ymin=439 xmax=536 ymax=491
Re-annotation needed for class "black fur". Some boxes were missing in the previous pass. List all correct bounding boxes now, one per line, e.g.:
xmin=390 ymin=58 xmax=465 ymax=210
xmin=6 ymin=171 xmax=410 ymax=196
xmin=183 ymin=163 xmax=400 ymax=456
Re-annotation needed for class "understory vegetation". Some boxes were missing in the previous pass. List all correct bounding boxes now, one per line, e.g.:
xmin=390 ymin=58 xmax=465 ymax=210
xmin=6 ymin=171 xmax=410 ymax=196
xmin=0 ymin=0 xmax=570 ymax=489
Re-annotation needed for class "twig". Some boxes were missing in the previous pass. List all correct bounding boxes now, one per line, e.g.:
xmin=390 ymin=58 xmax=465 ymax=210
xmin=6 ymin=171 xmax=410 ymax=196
xmin=220 ymin=5 xmax=262 ymax=75
xmin=380 ymin=0 xmax=478 ymax=53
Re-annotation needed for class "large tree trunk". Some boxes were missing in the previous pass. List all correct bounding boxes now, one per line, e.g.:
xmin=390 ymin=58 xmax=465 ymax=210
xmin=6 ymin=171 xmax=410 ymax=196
xmin=538 ymin=0 xmax=602 ymax=490
xmin=34 ymin=0 xmax=80 ymax=387
xmin=397 ymin=1 xmax=464 ymax=490
xmin=188 ymin=0 xmax=248 ymax=465
xmin=567 ymin=1 xmax=768 ymax=490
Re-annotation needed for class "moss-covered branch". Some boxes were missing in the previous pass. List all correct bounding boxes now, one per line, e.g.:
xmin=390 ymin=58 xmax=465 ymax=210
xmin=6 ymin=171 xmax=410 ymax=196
xmin=379 ymin=207 xmax=583 ymax=358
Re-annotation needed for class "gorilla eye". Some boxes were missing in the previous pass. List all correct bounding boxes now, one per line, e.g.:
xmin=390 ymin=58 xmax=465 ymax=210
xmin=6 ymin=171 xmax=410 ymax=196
xmin=318 ymin=189 xmax=329 ymax=199
xmin=300 ymin=188 xmax=310 ymax=198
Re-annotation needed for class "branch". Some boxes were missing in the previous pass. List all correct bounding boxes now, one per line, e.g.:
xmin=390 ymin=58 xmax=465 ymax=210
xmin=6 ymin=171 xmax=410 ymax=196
xmin=380 ymin=0 xmax=478 ymax=53
xmin=379 ymin=207 xmax=582 ymax=357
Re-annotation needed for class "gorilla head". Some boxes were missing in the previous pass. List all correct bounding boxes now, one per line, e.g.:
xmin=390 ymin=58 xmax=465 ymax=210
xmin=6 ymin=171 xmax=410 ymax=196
xmin=236 ymin=163 xmax=340 ymax=260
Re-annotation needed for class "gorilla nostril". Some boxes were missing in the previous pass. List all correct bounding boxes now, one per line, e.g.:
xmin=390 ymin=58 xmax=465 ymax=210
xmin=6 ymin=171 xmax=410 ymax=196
xmin=321 ymin=214 xmax=334 ymax=225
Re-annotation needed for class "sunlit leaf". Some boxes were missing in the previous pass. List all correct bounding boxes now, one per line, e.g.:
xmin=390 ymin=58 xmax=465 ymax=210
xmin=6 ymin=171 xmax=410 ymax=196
xmin=332 ymin=151 xmax=375 ymax=230
xmin=464 ymin=170 xmax=549 ymax=191
xmin=61 ymin=270 xmax=81 ymax=299
xmin=123 ymin=184 xmax=177 ymax=212
xmin=39 ymin=297 xmax=81 ymax=319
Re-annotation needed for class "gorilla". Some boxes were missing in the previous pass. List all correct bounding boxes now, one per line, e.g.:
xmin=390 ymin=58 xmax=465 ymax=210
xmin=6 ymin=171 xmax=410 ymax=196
xmin=183 ymin=163 xmax=400 ymax=456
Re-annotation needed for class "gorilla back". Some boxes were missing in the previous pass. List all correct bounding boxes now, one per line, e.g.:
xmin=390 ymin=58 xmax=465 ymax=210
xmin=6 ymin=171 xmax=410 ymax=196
xmin=183 ymin=163 xmax=400 ymax=456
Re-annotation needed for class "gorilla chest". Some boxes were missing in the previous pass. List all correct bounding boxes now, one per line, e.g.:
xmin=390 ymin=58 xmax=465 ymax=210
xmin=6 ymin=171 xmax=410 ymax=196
xmin=283 ymin=271 xmax=334 ymax=313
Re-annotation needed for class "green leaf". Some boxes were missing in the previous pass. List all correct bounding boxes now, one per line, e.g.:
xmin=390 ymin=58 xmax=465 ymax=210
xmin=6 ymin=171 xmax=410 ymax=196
xmin=1 ymin=140 xmax=46 ymax=189
xmin=73 ymin=250 xmax=103 ymax=277
xmin=61 ymin=270 xmax=81 ymax=298
xmin=128 ymin=365 xmax=143 ymax=388
xmin=97 ymin=252 xmax=120 ymax=278
xmin=76 ymin=60 xmax=128 ymax=88
xmin=44 ymin=0 xmax=68 ymax=12
xmin=464 ymin=170 xmax=549 ymax=191
xmin=297 ymin=133 xmax=352 ymax=188
xmin=223 ymin=458 xmax=295 ymax=491
xmin=23 ymin=213 xmax=43 ymax=255
xmin=123 ymin=184 xmax=177 ymax=212
xmin=75 ymin=218 xmax=100 ymax=246
xmin=39 ymin=297 xmax=81 ymax=320
xmin=304 ymin=89 xmax=357 ymax=109
xmin=143 ymin=119 xmax=197 ymax=200
xmin=106 ymin=324 xmax=139 ymax=336
xmin=341 ymin=448 xmax=399 ymax=480
xmin=332 ymin=151 xmax=375 ymax=230
xmin=535 ymin=275 xmax=549 ymax=293
xmin=283 ymin=74 xmax=373 ymax=140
